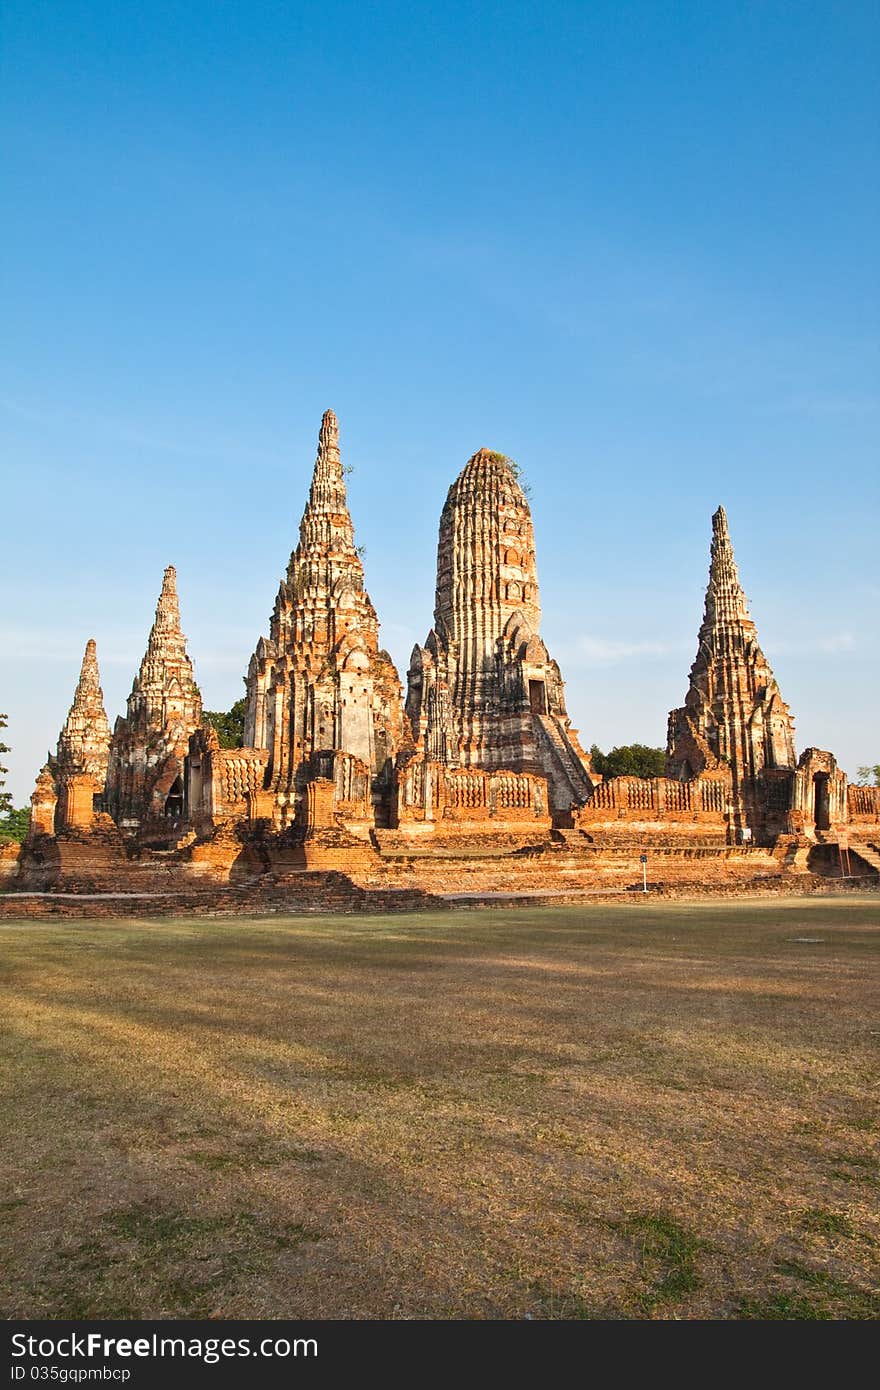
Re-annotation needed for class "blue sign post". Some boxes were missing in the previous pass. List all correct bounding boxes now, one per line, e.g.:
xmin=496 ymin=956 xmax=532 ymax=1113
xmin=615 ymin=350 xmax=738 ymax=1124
xmin=639 ymin=853 xmax=648 ymax=892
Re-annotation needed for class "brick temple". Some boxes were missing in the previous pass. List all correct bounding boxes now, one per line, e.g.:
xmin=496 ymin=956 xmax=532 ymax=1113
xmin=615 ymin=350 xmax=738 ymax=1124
xmin=10 ymin=409 xmax=879 ymax=903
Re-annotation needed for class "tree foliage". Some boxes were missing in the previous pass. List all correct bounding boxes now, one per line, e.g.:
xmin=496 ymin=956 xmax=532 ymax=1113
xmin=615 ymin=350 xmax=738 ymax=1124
xmin=203 ymin=699 xmax=247 ymax=750
xmin=0 ymin=713 xmax=13 ymax=816
xmin=590 ymin=742 xmax=667 ymax=781
xmin=488 ymin=452 xmax=532 ymax=498
xmin=0 ymin=807 xmax=30 ymax=843
xmin=856 ymin=764 xmax=880 ymax=787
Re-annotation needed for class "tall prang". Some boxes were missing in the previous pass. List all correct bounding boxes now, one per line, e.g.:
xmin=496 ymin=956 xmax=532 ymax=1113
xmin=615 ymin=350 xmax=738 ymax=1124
xmin=55 ymin=639 xmax=112 ymax=786
xmin=32 ymin=638 xmax=113 ymax=832
xmin=106 ymin=566 xmax=203 ymax=828
xmin=406 ymin=448 xmax=594 ymax=813
xmin=667 ymin=505 xmax=796 ymax=829
xmin=244 ymin=409 xmax=405 ymax=828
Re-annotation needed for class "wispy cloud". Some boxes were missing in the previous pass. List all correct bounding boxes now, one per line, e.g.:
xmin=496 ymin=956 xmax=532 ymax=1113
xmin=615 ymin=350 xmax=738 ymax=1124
xmin=0 ymin=627 xmax=140 ymax=667
xmin=774 ymin=630 xmax=858 ymax=656
xmin=561 ymin=627 xmax=864 ymax=670
xmin=815 ymin=631 xmax=857 ymax=654
xmin=774 ymin=394 xmax=878 ymax=418
xmin=557 ymin=635 xmax=690 ymax=668
xmin=0 ymin=395 xmax=289 ymax=467
xmin=0 ymin=625 xmax=255 ymax=676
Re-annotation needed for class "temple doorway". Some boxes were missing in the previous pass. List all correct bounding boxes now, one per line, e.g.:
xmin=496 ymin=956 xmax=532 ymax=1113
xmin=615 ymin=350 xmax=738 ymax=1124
xmin=529 ymin=680 xmax=547 ymax=714
xmin=813 ymin=772 xmax=830 ymax=831
xmin=164 ymin=776 xmax=184 ymax=820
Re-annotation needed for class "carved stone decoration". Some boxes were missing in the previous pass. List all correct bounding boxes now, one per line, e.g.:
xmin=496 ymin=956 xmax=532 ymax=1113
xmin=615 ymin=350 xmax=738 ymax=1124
xmin=406 ymin=448 xmax=594 ymax=814
xmin=243 ymin=409 xmax=406 ymax=828
xmin=667 ymin=505 xmax=797 ymax=836
xmin=105 ymin=565 xmax=203 ymax=829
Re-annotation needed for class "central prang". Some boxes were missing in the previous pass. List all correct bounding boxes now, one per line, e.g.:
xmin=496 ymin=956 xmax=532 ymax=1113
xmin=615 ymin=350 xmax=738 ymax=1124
xmin=405 ymin=446 xmax=595 ymax=814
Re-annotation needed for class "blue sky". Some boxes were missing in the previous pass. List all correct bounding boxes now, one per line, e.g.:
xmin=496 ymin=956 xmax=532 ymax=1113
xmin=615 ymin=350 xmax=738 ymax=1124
xmin=2 ymin=1 xmax=878 ymax=803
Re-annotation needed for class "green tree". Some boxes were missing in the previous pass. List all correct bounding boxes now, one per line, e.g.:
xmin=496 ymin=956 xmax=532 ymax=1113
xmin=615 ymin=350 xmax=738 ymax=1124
xmin=488 ymin=452 xmax=532 ymax=497
xmin=590 ymin=742 xmax=667 ymax=780
xmin=0 ymin=807 xmax=30 ymax=843
xmin=203 ymin=698 xmax=247 ymax=750
xmin=0 ymin=714 xmax=13 ymax=816
xmin=856 ymin=764 xmax=880 ymax=786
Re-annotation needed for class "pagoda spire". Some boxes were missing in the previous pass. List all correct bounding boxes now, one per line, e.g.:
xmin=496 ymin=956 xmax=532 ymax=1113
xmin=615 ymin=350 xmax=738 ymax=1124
xmin=292 ymin=408 xmax=360 ymax=577
xmin=127 ymin=564 xmax=201 ymax=721
xmin=148 ymin=565 xmax=183 ymax=643
xmin=702 ymin=504 xmax=751 ymax=629
xmin=243 ymin=407 xmax=406 ymax=813
xmin=55 ymin=638 xmax=111 ymax=782
xmin=668 ymin=505 xmax=796 ymax=808
xmin=314 ymin=408 xmax=342 ymax=478
xmin=105 ymin=566 xmax=203 ymax=827
xmin=304 ymin=408 xmax=349 ymax=516
xmin=133 ymin=564 xmax=191 ymax=683
xmin=75 ymin=638 xmax=102 ymax=700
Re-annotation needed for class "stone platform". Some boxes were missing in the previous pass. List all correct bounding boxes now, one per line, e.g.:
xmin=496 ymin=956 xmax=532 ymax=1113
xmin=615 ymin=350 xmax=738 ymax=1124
xmin=3 ymin=823 xmax=877 ymax=919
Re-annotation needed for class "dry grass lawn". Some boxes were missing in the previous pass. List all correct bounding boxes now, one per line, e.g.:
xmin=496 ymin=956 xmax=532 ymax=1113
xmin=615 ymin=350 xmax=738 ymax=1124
xmin=1 ymin=895 xmax=878 ymax=1320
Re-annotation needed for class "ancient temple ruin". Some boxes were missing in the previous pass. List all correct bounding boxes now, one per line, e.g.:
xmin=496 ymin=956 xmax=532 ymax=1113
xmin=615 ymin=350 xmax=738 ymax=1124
xmin=105 ymin=566 xmax=203 ymax=830
xmin=56 ymin=639 xmax=113 ymax=787
xmin=666 ymin=505 xmax=797 ymax=836
xmin=666 ymin=505 xmax=850 ymax=842
xmin=189 ymin=409 xmax=406 ymax=837
xmin=31 ymin=638 xmax=112 ymax=833
xmin=403 ymin=448 xmax=594 ymax=824
xmin=14 ymin=409 xmax=880 ymax=902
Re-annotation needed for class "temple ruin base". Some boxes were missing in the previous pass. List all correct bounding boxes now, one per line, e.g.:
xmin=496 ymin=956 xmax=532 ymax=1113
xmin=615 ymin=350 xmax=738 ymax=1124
xmin=4 ymin=816 xmax=878 ymax=914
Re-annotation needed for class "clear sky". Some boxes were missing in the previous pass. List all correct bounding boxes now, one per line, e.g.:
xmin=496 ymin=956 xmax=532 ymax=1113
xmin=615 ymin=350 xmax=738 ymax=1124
xmin=2 ymin=1 xmax=878 ymax=804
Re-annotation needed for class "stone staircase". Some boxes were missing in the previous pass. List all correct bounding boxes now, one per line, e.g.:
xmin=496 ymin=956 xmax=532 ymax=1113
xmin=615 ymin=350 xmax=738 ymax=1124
xmin=849 ymin=842 xmax=880 ymax=877
xmin=809 ymin=835 xmax=880 ymax=880
xmin=533 ymin=714 xmax=593 ymax=806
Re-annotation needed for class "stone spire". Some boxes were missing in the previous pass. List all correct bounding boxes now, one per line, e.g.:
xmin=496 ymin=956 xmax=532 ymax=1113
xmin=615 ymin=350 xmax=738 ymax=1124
xmin=407 ymin=447 xmax=593 ymax=810
xmin=150 ymin=565 xmax=182 ymax=635
xmin=136 ymin=566 xmax=191 ymax=681
xmin=303 ymin=409 xmax=349 ymax=520
xmin=244 ymin=409 xmax=405 ymax=824
xmin=668 ymin=505 xmax=796 ymax=803
xmin=127 ymin=564 xmax=201 ymax=730
xmin=55 ymin=638 xmax=112 ymax=784
xmin=291 ymin=408 xmax=363 ymax=586
xmin=105 ymin=566 xmax=203 ymax=828
xmin=703 ymin=506 xmax=751 ymax=628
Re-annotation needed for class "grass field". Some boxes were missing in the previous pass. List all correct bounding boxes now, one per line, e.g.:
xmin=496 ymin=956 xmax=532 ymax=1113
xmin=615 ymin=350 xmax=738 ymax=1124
xmin=1 ymin=896 xmax=878 ymax=1320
